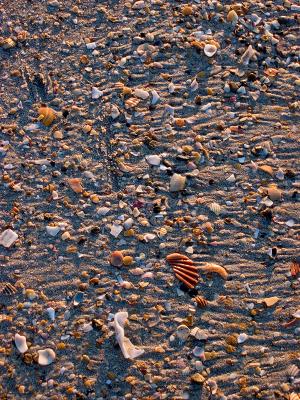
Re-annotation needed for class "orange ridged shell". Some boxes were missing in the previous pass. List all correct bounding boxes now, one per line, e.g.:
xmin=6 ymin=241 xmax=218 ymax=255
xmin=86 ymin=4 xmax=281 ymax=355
xmin=291 ymin=260 xmax=300 ymax=277
xmin=38 ymin=107 xmax=56 ymax=126
xmin=166 ymin=252 xmax=199 ymax=289
xmin=193 ymin=295 xmax=208 ymax=308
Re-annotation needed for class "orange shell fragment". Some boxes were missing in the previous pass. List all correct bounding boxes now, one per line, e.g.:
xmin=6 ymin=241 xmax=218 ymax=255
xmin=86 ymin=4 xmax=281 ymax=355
xmin=38 ymin=107 xmax=56 ymax=126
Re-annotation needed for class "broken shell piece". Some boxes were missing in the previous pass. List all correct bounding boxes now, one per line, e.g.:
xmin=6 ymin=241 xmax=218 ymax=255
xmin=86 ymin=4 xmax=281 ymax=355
xmin=68 ymin=178 xmax=83 ymax=193
xmin=134 ymin=88 xmax=149 ymax=100
xmin=0 ymin=229 xmax=18 ymax=248
xmin=151 ymin=90 xmax=160 ymax=105
xmin=110 ymin=250 xmax=123 ymax=267
xmin=111 ymin=104 xmax=120 ymax=119
xmin=240 ymin=45 xmax=257 ymax=65
xmin=204 ymin=44 xmax=217 ymax=57
xmin=73 ymin=292 xmax=84 ymax=306
xmin=15 ymin=334 xmax=28 ymax=353
xmin=38 ymin=107 xmax=56 ymax=126
xmin=290 ymin=393 xmax=300 ymax=400
xmin=125 ymin=97 xmax=140 ymax=109
xmin=91 ymin=87 xmax=103 ymax=99
xmin=190 ymin=327 xmax=208 ymax=341
xmin=46 ymin=225 xmax=60 ymax=237
xmin=146 ymin=155 xmax=161 ymax=166
xmin=209 ymin=202 xmax=222 ymax=215
xmin=114 ymin=311 xmax=144 ymax=359
xmin=292 ymin=310 xmax=300 ymax=319
xmin=237 ymin=333 xmax=248 ymax=344
xmin=291 ymin=259 xmax=300 ymax=277
xmin=175 ymin=325 xmax=190 ymax=341
xmin=170 ymin=173 xmax=186 ymax=192
xmin=198 ymin=263 xmax=228 ymax=279
xmin=267 ymin=186 xmax=282 ymax=201
xmin=259 ymin=297 xmax=280 ymax=307
xmin=38 ymin=348 xmax=56 ymax=366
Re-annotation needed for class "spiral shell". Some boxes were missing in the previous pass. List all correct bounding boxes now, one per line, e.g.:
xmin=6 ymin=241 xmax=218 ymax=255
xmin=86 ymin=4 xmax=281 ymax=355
xmin=166 ymin=253 xmax=200 ymax=289
xmin=193 ymin=296 xmax=208 ymax=308
xmin=0 ymin=282 xmax=17 ymax=295
xmin=38 ymin=107 xmax=56 ymax=126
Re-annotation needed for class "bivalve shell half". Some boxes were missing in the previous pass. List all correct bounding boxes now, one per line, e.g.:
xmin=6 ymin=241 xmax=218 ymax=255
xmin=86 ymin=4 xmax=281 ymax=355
xmin=38 ymin=107 xmax=56 ymax=126
xmin=204 ymin=44 xmax=217 ymax=58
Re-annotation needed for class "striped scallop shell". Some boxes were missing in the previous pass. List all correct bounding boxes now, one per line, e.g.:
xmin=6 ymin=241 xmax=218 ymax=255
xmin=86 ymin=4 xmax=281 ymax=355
xmin=0 ymin=282 xmax=17 ymax=295
xmin=287 ymin=364 xmax=299 ymax=378
xmin=125 ymin=97 xmax=140 ymax=109
xmin=193 ymin=296 xmax=208 ymax=308
xmin=115 ymin=81 xmax=125 ymax=90
xmin=209 ymin=202 xmax=222 ymax=215
xmin=166 ymin=253 xmax=199 ymax=289
xmin=38 ymin=107 xmax=56 ymax=126
xmin=290 ymin=393 xmax=300 ymax=400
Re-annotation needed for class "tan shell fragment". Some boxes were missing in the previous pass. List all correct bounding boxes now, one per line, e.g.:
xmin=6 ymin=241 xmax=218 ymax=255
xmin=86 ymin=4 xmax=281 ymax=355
xmin=68 ymin=178 xmax=83 ymax=193
xmin=198 ymin=263 xmax=228 ymax=279
xmin=290 ymin=393 xmax=300 ymax=400
xmin=125 ymin=97 xmax=140 ymax=109
xmin=227 ymin=10 xmax=238 ymax=23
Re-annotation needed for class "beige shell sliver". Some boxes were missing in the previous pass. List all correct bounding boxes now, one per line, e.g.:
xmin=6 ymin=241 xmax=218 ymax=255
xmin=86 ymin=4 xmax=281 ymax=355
xmin=198 ymin=263 xmax=228 ymax=280
xmin=290 ymin=393 xmax=300 ymax=400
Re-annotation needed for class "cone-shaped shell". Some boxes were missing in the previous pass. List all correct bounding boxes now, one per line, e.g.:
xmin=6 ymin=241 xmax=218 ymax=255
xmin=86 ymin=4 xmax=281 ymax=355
xmin=38 ymin=107 xmax=56 ymax=126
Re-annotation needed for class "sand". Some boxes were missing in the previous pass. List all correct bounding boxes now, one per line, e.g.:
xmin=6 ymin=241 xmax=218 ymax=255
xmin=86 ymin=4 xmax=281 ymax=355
xmin=0 ymin=0 xmax=299 ymax=399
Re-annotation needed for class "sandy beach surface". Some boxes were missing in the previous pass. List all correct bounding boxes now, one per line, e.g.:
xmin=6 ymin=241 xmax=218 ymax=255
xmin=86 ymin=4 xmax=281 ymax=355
xmin=0 ymin=0 xmax=299 ymax=399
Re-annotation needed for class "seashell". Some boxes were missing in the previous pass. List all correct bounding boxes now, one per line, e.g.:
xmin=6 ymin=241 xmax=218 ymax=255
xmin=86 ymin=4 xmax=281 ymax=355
xmin=115 ymin=82 xmax=125 ymax=90
xmin=111 ymin=104 xmax=120 ymax=119
xmin=46 ymin=225 xmax=60 ymax=237
xmin=204 ymin=44 xmax=217 ymax=58
xmin=15 ymin=334 xmax=28 ymax=354
xmin=0 ymin=229 xmax=18 ymax=248
xmin=114 ymin=311 xmax=144 ymax=359
xmin=292 ymin=310 xmax=300 ymax=319
xmin=198 ymin=263 xmax=228 ymax=279
xmin=175 ymin=325 xmax=190 ymax=341
xmin=264 ymin=68 xmax=278 ymax=77
xmin=182 ymin=5 xmax=193 ymax=16
xmin=170 ymin=173 xmax=186 ymax=192
xmin=91 ymin=87 xmax=103 ymax=99
xmin=0 ymin=282 xmax=17 ymax=295
xmin=290 ymin=393 xmax=300 ymax=400
xmin=190 ymin=327 xmax=208 ymax=341
xmin=68 ymin=178 xmax=83 ymax=194
xmin=237 ymin=333 xmax=248 ymax=344
xmin=209 ymin=202 xmax=222 ymax=215
xmin=73 ymin=292 xmax=84 ymax=306
xmin=151 ymin=90 xmax=160 ymax=105
xmin=193 ymin=296 xmax=208 ymax=308
xmin=287 ymin=365 xmax=299 ymax=378
xmin=240 ymin=45 xmax=257 ymax=66
xmin=190 ymin=79 xmax=199 ymax=92
xmin=47 ymin=307 xmax=55 ymax=321
xmin=38 ymin=107 xmax=56 ymax=126
xmin=110 ymin=250 xmax=123 ymax=267
xmin=38 ymin=348 xmax=56 ymax=365
xmin=125 ymin=97 xmax=140 ymax=109
xmin=227 ymin=10 xmax=238 ymax=23
xmin=1 ymin=38 xmax=16 ymax=49
xmin=146 ymin=155 xmax=161 ymax=166
xmin=166 ymin=253 xmax=199 ymax=289
xmin=134 ymin=88 xmax=149 ymax=100
xmin=110 ymin=223 xmax=123 ymax=238
xmin=291 ymin=259 xmax=300 ymax=277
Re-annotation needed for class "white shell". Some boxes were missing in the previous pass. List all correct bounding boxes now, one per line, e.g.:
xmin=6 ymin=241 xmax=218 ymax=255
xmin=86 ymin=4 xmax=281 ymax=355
xmin=146 ymin=155 xmax=161 ymax=166
xmin=204 ymin=44 xmax=217 ymax=57
xmin=175 ymin=325 xmax=190 ymax=341
xmin=0 ymin=229 xmax=18 ymax=248
xmin=111 ymin=104 xmax=120 ymax=119
xmin=15 ymin=334 xmax=28 ymax=353
xmin=47 ymin=307 xmax=55 ymax=321
xmin=110 ymin=224 xmax=123 ymax=238
xmin=46 ymin=226 xmax=60 ymax=237
xmin=293 ymin=310 xmax=300 ymax=319
xmin=209 ymin=202 xmax=222 ymax=215
xmin=114 ymin=311 xmax=144 ymax=359
xmin=240 ymin=45 xmax=257 ymax=65
xmin=170 ymin=173 xmax=186 ymax=192
xmin=91 ymin=87 xmax=103 ymax=99
xmin=192 ymin=346 xmax=204 ymax=357
xmin=134 ymin=88 xmax=149 ymax=100
xmin=190 ymin=79 xmax=199 ymax=92
xmin=151 ymin=90 xmax=160 ymax=105
xmin=38 ymin=348 xmax=56 ymax=366
xmin=190 ymin=327 xmax=208 ymax=341
xmin=237 ymin=333 xmax=249 ymax=344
